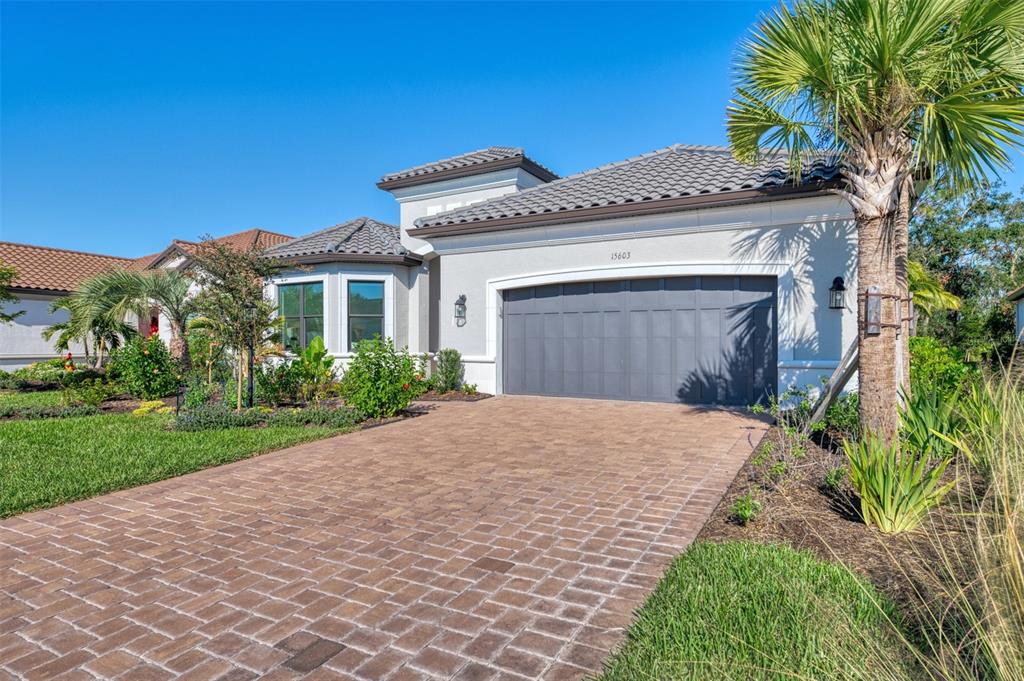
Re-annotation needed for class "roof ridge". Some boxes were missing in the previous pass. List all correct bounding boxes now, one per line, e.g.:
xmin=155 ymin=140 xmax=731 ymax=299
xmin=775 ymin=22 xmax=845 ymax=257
xmin=0 ymin=241 xmax=133 ymax=262
xmin=380 ymin=146 xmax=526 ymax=181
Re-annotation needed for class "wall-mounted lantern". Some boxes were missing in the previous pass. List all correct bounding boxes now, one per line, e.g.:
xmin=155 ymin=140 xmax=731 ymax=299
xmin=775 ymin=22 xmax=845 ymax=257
xmin=865 ymin=285 xmax=882 ymax=335
xmin=454 ymin=294 xmax=467 ymax=322
xmin=829 ymin=276 xmax=846 ymax=309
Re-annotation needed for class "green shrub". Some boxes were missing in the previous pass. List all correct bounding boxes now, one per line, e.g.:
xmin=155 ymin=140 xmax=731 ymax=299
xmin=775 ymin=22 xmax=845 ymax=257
xmin=844 ymin=435 xmax=955 ymax=534
xmin=899 ymin=389 xmax=961 ymax=460
xmin=266 ymin=406 xmax=360 ymax=429
xmin=824 ymin=392 xmax=860 ymax=441
xmin=59 ymin=368 xmax=105 ymax=388
xmin=0 ymin=372 xmax=28 ymax=391
xmin=598 ymin=541 xmax=911 ymax=680
xmin=0 ymin=404 xmax=100 ymax=420
xmin=296 ymin=336 xmax=337 ymax=404
xmin=174 ymin=404 xmax=263 ymax=431
xmin=256 ymin=361 xmax=301 ymax=406
xmin=434 ymin=348 xmax=464 ymax=393
xmin=729 ymin=493 xmax=761 ymax=525
xmin=463 ymin=383 xmax=478 ymax=396
xmin=12 ymin=359 xmax=65 ymax=385
xmin=183 ymin=375 xmax=217 ymax=410
xmin=823 ymin=466 xmax=847 ymax=495
xmin=909 ymin=336 xmax=974 ymax=397
xmin=339 ymin=337 xmax=416 ymax=418
xmin=62 ymin=379 xmax=117 ymax=407
xmin=110 ymin=336 xmax=179 ymax=399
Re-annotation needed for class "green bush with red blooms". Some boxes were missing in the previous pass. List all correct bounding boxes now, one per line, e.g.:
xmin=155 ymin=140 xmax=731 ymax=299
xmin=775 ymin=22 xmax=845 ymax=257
xmin=110 ymin=335 xmax=179 ymax=400
xmin=339 ymin=337 xmax=416 ymax=418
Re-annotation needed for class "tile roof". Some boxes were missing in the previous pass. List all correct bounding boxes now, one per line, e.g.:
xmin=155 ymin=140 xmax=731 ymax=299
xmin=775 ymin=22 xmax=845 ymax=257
xmin=0 ymin=242 xmax=134 ymax=293
xmin=413 ymin=144 xmax=841 ymax=231
xmin=132 ymin=229 xmax=293 ymax=269
xmin=377 ymin=147 xmax=559 ymax=189
xmin=262 ymin=217 xmax=414 ymax=262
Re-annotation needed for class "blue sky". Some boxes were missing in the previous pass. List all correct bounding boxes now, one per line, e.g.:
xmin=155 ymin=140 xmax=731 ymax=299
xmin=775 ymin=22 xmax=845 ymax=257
xmin=2 ymin=1 xmax=1022 ymax=257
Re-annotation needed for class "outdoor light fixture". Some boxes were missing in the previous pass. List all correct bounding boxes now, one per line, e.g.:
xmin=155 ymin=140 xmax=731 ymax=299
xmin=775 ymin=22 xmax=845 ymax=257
xmin=454 ymin=294 xmax=467 ymax=321
xmin=829 ymin=276 xmax=846 ymax=309
xmin=864 ymin=285 xmax=882 ymax=335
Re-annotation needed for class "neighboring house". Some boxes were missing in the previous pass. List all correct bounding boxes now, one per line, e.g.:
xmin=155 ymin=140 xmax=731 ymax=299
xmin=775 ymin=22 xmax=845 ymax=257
xmin=1009 ymin=284 xmax=1024 ymax=339
xmin=265 ymin=144 xmax=857 ymax=405
xmin=0 ymin=243 xmax=134 ymax=369
xmin=0 ymin=229 xmax=291 ymax=369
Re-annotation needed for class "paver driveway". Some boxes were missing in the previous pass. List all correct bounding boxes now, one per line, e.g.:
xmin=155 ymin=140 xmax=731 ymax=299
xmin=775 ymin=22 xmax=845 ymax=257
xmin=1 ymin=396 xmax=767 ymax=680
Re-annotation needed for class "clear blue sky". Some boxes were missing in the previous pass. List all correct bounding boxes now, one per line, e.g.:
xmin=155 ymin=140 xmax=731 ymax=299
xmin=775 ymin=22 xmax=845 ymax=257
xmin=2 ymin=1 xmax=1022 ymax=257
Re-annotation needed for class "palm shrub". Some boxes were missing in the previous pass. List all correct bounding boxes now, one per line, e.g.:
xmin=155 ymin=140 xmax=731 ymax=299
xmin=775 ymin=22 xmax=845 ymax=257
xmin=844 ymin=434 xmax=954 ymax=534
xmin=899 ymin=389 xmax=961 ymax=460
xmin=434 ymin=348 xmax=464 ymax=393
xmin=339 ymin=337 xmax=416 ymax=418
xmin=296 ymin=336 xmax=336 ymax=404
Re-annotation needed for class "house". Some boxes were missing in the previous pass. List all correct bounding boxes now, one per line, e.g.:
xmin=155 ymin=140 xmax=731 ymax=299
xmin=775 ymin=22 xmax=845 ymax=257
xmin=264 ymin=145 xmax=857 ymax=405
xmin=1009 ymin=284 xmax=1024 ymax=339
xmin=0 ymin=229 xmax=291 ymax=369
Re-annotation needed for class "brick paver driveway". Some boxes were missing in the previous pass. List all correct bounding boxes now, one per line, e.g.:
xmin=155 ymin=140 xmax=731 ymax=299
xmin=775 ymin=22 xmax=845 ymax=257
xmin=1 ymin=396 xmax=767 ymax=680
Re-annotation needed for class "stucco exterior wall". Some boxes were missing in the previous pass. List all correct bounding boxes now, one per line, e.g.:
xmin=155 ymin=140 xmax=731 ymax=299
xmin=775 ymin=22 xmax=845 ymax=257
xmin=425 ymin=195 xmax=857 ymax=396
xmin=0 ymin=292 xmax=84 ymax=369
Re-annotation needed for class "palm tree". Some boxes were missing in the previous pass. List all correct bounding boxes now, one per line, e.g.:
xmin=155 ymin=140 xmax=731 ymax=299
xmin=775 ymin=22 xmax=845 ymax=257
xmin=727 ymin=0 xmax=1024 ymax=441
xmin=908 ymin=260 xmax=961 ymax=317
xmin=76 ymin=269 xmax=197 ymax=371
xmin=42 ymin=297 xmax=136 ymax=367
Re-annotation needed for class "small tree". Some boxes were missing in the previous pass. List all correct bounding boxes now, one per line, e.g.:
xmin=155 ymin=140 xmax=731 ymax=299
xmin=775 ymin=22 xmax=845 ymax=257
xmin=188 ymin=238 xmax=282 ymax=411
xmin=0 ymin=263 xmax=23 ymax=324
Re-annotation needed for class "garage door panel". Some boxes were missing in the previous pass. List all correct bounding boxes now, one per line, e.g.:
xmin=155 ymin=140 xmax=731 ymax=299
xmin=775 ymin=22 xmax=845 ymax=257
xmin=502 ymin=276 xmax=776 ymax=405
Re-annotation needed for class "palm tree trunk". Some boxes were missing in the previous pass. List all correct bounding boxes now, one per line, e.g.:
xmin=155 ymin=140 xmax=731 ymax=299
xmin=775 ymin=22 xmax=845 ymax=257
xmin=857 ymin=212 xmax=902 ymax=442
xmin=170 ymin=322 xmax=192 ymax=374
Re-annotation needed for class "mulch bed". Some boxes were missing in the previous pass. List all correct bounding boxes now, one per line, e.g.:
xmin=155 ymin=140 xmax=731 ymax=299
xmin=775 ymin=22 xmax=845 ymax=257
xmin=698 ymin=425 xmax=972 ymax=611
xmin=413 ymin=390 xmax=491 ymax=402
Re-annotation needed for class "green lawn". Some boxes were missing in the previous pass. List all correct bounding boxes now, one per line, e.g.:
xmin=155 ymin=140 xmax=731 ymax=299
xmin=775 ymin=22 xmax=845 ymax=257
xmin=0 ymin=412 xmax=350 ymax=517
xmin=597 ymin=541 xmax=917 ymax=681
xmin=0 ymin=389 xmax=64 ymax=408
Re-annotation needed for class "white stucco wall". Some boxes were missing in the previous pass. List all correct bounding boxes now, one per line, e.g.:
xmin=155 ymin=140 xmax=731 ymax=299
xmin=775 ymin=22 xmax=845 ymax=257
xmin=424 ymin=195 xmax=857 ymax=397
xmin=268 ymin=262 xmax=412 ymax=364
xmin=0 ymin=292 xmax=84 ymax=370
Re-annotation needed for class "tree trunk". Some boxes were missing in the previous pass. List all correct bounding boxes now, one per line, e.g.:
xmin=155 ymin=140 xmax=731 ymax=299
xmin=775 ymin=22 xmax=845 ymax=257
xmin=236 ymin=352 xmax=244 ymax=413
xmin=857 ymin=212 xmax=902 ymax=442
xmin=170 ymin=322 xmax=193 ymax=374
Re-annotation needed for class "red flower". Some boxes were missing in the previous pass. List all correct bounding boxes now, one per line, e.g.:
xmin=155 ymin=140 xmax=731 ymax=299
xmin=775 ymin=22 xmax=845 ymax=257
xmin=402 ymin=383 xmax=410 ymax=391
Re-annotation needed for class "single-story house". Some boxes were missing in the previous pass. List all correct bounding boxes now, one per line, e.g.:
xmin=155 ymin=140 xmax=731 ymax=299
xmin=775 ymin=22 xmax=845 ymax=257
xmin=0 ymin=229 xmax=291 ymax=369
xmin=264 ymin=144 xmax=857 ymax=405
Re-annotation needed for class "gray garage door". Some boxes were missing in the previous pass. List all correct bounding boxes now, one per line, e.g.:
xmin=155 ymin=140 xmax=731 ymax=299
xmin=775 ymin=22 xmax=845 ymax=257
xmin=502 ymin=276 xmax=777 ymax=405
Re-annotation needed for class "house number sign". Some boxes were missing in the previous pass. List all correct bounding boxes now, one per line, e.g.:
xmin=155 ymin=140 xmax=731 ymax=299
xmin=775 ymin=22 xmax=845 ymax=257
xmin=611 ymin=251 xmax=631 ymax=261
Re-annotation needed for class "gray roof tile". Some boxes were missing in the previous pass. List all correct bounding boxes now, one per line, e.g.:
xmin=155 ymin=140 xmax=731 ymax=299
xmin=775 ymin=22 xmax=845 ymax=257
xmin=378 ymin=146 xmax=558 ymax=187
xmin=263 ymin=217 xmax=410 ymax=260
xmin=413 ymin=144 xmax=840 ymax=230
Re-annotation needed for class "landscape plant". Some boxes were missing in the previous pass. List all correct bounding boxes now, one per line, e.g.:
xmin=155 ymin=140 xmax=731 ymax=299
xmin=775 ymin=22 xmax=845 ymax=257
xmin=434 ymin=348 xmax=464 ymax=393
xmin=111 ymin=335 xmax=179 ymax=399
xmin=899 ymin=389 xmax=961 ymax=460
xmin=728 ymin=0 xmax=1024 ymax=442
xmin=296 ymin=335 xmax=336 ymax=404
xmin=255 ymin=360 xmax=301 ymax=406
xmin=339 ymin=337 xmax=416 ymax=418
xmin=0 ymin=262 xmax=23 ymax=324
xmin=844 ymin=434 xmax=955 ymax=534
xmin=62 ymin=379 xmax=117 ymax=407
xmin=908 ymin=336 xmax=975 ymax=398
xmin=729 ymin=492 xmax=761 ymax=526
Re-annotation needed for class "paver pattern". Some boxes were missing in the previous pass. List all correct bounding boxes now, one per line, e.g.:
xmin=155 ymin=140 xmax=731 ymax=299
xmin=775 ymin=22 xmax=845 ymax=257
xmin=1 ymin=396 xmax=767 ymax=680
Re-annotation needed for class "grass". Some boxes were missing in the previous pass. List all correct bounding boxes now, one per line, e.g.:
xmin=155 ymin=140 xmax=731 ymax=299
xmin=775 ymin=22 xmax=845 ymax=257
xmin=0 ymin=412 xmax=352 ymax=517
xmin=0 ymin=389 xmax=64 ymax=408
xmin=597 ymin=541 xmax=915 ymax=681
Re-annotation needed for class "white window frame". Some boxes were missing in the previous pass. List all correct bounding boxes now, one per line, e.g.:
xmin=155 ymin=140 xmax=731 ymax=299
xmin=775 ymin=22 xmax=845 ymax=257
xmin=270 ymin=273 xmax=330 ymax=354
xmin=341 ymin=273 xmax=394 ymax=354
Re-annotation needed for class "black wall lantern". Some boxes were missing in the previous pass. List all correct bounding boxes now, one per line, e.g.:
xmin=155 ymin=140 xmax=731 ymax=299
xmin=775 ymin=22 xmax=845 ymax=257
xmin=454 ymin=294 xmax=467 ymax=321
xmin=829 ymin=276 xmax=846 ymax=309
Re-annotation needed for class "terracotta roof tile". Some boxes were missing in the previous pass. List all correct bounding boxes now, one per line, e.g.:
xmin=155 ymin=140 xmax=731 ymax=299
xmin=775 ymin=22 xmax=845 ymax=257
xmin=0 ymin=242 xmax=133 ymax=293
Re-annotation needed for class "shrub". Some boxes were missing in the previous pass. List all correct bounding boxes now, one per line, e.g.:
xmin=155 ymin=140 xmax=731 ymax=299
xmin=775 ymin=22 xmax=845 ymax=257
xmin=462 ymin=383 xmax=478 ymax=396
xmin=0 ymin=371 xmax=28 ymax=391
xmin=12 ymin=359 xmax=65 ymax=385
xmin=909 ymin=336 xmax=975 ymax=397
xmin=296 ymin=336 xmax=337 ymax=404
xmin=0 ymin=404 xmax=100 ymax=420
xmin=183 ymin=375 xmax=217 ymax=410
xmin=173 ymin=404 xmax=262 ymax=431
xmin=339 ymin=337 xmax=416 ymax=418
xmin=899 ymin=389 xmax=961 ymax=460
xmin=62 ymin=379 xmax=117 ymax=407
xmin=824 ymin=392 xmax=860 ymax=441
xmin=256 ymin=360 xmax=301 ymax=406
xmin=59 ymin=368 xmax=105 ymax=388
xmin=434 ymin=348 xmax=464 ymax=393
xmin=729 ymin=493 xmax=761 ymax=525
xmin=844 ymin=435 xmax=955 ymax=534
xmin=823 ymin=466 xmax=847 ymax=495
xmin=597 ymin=541 xmax=910 ymax=681
xmin=132 ymin=400 xmax=172 ymax=416
xmin=266 ymin=406 xmax=360 ymax=429
xmin=111 ymin=336 xmax=179 ymax=399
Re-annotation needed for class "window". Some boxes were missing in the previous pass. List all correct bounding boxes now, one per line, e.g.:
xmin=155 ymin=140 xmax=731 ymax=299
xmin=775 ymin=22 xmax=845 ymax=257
xmin=348 ymin=280 xmax=384 ymax=348
xmin=278 ymin=282 xmax=324 ymax=352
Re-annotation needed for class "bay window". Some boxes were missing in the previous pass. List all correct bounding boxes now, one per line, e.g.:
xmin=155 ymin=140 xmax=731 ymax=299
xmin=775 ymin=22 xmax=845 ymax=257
xmin=348 ymin=280 xmax=384 ymax=348
xmin=278 ymin=281 xmax=324 ymax=352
